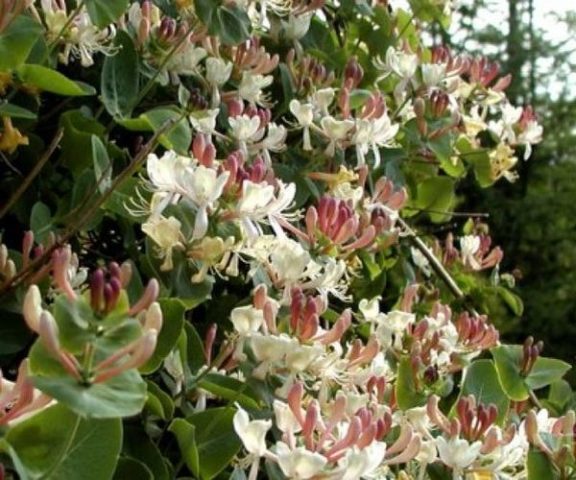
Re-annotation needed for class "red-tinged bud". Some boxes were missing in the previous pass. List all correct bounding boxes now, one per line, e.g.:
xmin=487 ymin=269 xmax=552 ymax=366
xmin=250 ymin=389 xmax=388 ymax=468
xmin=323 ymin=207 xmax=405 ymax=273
xmin=192 ymin=133 xmax=206 ymax=160
xmin=38 ymin=311 xmax=60 ymax=357
xmin=290 ymin=288 xmax=304 ymax=333
xmin=317 ymin=309 xmax=351 ymax=345
xmin=386 ymin=422 xmax=414 ymax=456
xmin=22 ymin=231 xmax=34 ymax=268
xmin=413 ymin=97 xmax=426 ymax=119
xmin=333 ymin=217 xmax=358 ymax=245
xmin=227 ymin=98 xmax=244 ymax=117
xmin=287 ymin=382 xmax=305 ymax=427
xmin=202 ymin=143 xmax=216 ymax=167
xmin=305 ymin=206 xmax=318 ymax=243
xmin=357 ymin=424 xmax=376 ymax=448
xmin=128 ymin=279 xmax=159 ymax=316
xmin=52 ymin=247 xmax=77 ymax=302
xmin=481 ymin=427 xmax=500 ymax=454
xmin=204 ymin=323 xmax=217 ymax=364
xmin=344 ymin=57 xmax=364 ymax=88
xmin=253 ymin=284 xmax=267 ymax=309
xmin=299 ymin=313 xmax=319 ymax=341
xmin=303 ymin=400 xmax=319 ymax=450
xmin=263 ymin=301 xmax=277 ymax=334
xmin=386 ymin=434 xmax=421 ymax=465
xmin=338 ymin=87 xmax=350 ymax=118
xmin=427 ymin=395 xmax=451 ymax=434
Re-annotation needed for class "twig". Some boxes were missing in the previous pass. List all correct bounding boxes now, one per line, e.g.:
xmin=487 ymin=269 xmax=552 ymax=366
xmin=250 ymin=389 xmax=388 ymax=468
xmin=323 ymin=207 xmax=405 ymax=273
xmin=0 ymin=128 xmax=64 ymax=220
xmin=398 ymin=217 xmax=479 ymax=316
xmin=403 ymin=207 xmax=490 ymax=218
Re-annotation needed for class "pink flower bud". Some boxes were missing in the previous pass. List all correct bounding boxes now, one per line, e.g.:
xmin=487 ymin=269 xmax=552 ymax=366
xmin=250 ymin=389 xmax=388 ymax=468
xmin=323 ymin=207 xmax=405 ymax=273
xmin=128 ymin=279 xmax=159 ymax=316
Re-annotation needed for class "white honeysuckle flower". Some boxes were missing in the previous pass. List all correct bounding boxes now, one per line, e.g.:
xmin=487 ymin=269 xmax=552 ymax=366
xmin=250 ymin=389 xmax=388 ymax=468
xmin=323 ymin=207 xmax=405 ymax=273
xmin=127 ymin=2 xmax=161 ymax=31
xmin=141 ymin=215 xmax=183 ymax=270
xmin=269 ymin=238 xmax=311 ymax=284
xmin=459 ymin=235 xmax=481 ymax=270
xmin=375 ymin=46 xmax=419 ymax=80
xmin=23 ymin=285 xmax=43 ymax=333
xmin=312 ymin=88 xmax=335 ymax=116
xmin=229 ymin=115 xmax=263 ymax=155
xmin=147 ymin=151 xmax=192 ymax=192
xmin=190 ymin=108 xmax=220 ymax=136
xmin=233 ymin=404 xmax=271 ymax=457
xmin=178 ymin=165 xmax=229 ymax=239
xmin=236 ymin=180 xmax=296 ymax=238
xmin=331 ymin=181 xmax=364 ymax=207
xmin=352 ymin=114 xmax=399 ymax=167
xmin=230 ymin=305 xmax=265 ymax=336
xmin=338 ymin=442 xmax=387 ymax=480
xmin=205 ymin=57 xmax=233 ymax=86
xmin=411 ymin=247 xmax=432 ymax=277
xmin=249 ymin=334 xmax=295 ymax=363
xmin=462 ymin=105 xmax=488 ymax=137
xmin=416 ymin=439 xmax=438 ymax=464
xmin=375 ymin=310 xmax=415 ymax=350
xmin=282 ymin=13 xmax=313 ymax=40
xmin=285 ymin=344 xmax=324 ymax=372
xmin=239 ymin=72 xmax=273 ymax=105
xmin=435 ymin=436 xmax=482 ymax=471
xmin=320 ymin=116 xmax=355 ymax=156
xmin=259 ymin=123 xmax=288 ymax=165
xmin=166 ymin=42 xmax=207 ymax=77
xmin=273 ymin=400 xmax=302 ymax=433
xmin=518 ymin=120 xmax=543 ymax=160
xmin=275 ymin=442 xmax=328 ymax=479
xmin=289 ymin=100 xmax=314 ymax=151
xmin=421 ymin=63 xmax=447 ymax=87
xmin=359 ymin=297 xmax=382 ymax=322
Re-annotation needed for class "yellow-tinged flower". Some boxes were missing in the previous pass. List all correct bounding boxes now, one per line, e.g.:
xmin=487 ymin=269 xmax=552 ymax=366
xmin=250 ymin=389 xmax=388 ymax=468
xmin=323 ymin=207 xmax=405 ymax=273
xmin=0 ymin=72 xmax=12 ymax=94
xmin=0 ymin=116 xmax=29 ymax=154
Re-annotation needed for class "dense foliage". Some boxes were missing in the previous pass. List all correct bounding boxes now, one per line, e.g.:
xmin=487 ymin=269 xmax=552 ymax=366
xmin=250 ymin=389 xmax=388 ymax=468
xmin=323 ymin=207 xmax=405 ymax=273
xmin=0 ymin=0 xmax=573 ymax=479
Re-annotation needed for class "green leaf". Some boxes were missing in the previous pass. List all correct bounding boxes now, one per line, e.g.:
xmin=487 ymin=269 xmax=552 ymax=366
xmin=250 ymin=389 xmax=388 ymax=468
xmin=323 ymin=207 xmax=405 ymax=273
xmin=0 ymin=102 xmax=37 ymax=119
xmin=32 ymin=369 xmax=147 ymax=418
xmin=395 ymin=355 xmax=426 ymax=409
xmin=6 ymin=404 xmax=122 ymax=480
xmin=145 ymin=380 xmax=175 ymax=420
xmin=119 ymin=107 xmax=191 ymax=154
xmin=197 ymin=373 xmax=261 ymax=410
xmin=17 ymin=64 xmax=96 ymax=96
xmin=414 ymin=176 xmax=455 ymax=223
xmin=113 ymin=458 xmax=153 ymax=480
xmin=59 ymin=110 xmax=106 ymax=176
xmin=527 ymin=447 xmax=557 ymax=480
xmin=101 ymin=31 xmax=139 ymax=118
xmin=195 ymin=0 xmax=251 ymax=45
xmin=30 ymin=201 xmax=52 ymax=244
xmin=491 ymin=345 xmax=529 ymax=401
xmin=140 ymin=298 xmax=185 ymax=374
xmin=123 ymin=425 xmax=170 ymax=480
xmin=184 ymin=322 xmax=207 ymax=375
xmin=456 ymin=360 xmax=509 ymax=425
xmin=0 ymin=16 xmax=43 ymax=71
xmin=526 ymin=357 xmax=571 ymax=390
xmin=85 ymin=0 xmax=129 ymax=28
xmin=170 ymin=407 xmax=242 ymax=480
xmin=92 ymin=135 xmax=112 ymax=194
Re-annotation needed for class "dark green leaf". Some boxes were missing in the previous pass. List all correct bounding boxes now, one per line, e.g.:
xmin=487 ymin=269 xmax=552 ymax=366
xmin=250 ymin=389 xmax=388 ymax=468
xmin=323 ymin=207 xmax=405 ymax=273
xmin=527 ymin=447 xmax=557 ymax=480
xmin=491 ymin=345 xmax=529 ymax=401
xmin=197 ymin=373 xmax=261 ymax=410
xmin=113 ymin=458 xmax=153 ymax=480
xmin=85 ymin=0 xmax=129 ymax=28
xmin=92 ymin=135 xmax=112 ymax=194
xmin=101 ymin=31 xmax=139 ymax=118
xmin=0 ymin=102 xmax=37 ymax=119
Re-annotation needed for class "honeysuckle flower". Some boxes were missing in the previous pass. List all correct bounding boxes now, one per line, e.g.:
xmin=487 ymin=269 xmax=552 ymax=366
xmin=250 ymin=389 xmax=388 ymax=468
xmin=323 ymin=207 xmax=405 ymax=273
xmin=273 ymin=399 xmax=302 ymax=433
xmin=190 ymin=108 xmax=220 ymax=137
xmin=259 ymin=122 xmax=287 ymax=165
xmin=320 ymin=116 xmax=354 ymax=156
xmin=289 ymin=100 xmax=314 ymax=150
xmin=23 ymin=285 xmax=44 ymax=332
xmin=421 ymin=63 xmax=447 ymax=87
xmin=230 ymin=305 xmax=265 ymax=336
xmin=206 ymin=57 xmax=233 ymax=86
xmin=239 ymin=72 xmax=273 ymax=105
xmin=0 ymin=116 xmax=29 ymax=153
xmin=147 ymin=151 xmax=192 ymax=196
xmin=460 ymin=235 xmax=481 ymax=270
xmin=338 ymin=442 xmax=387 ymax=480
xmin=40 ymin=1 xmax=116 ymax=67
xmin=490 ymin=143 xmax=518 ymax=182
xmin=375 ymin=46 xmax=419 ymax=81
xmin=352 ymin=114 xmax=399 ymax=167
xmin=282 ymin=13 xmax=313 ymax=41
xmin=236 ymin=179 xmax=296 ymax=238
xmin=275 ymin=442 xmax=328 ymax=479
xmin=229 ymin=114 xmax=263 ymax=155
xmin=141 ymin=215 xmax=184 ymax=270
xmin=312 ymin=88 xmax=335 ymax=116
xmin=233 ymin=404 xmax=272 ymax=457
xmin=411 ymin=247 xmax=432 ymax=277
xmin=165 ymin=42 xmax=207 ymax=77
xmin=436 ymin=436 xmax=482 ymax=472
xmin=178 ymin=165 xmax=230 ymax=239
